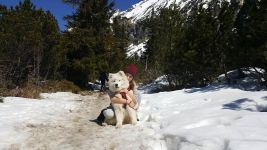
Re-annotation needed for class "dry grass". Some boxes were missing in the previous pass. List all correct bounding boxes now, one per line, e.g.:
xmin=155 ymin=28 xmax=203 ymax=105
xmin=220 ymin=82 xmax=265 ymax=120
xmin=41 ymin=80 xmax=81 ymax=94
xmin=0 ymin=80 xmax=82 ymax=99
xmin=78 ymin=90 xmax=96 ymax=96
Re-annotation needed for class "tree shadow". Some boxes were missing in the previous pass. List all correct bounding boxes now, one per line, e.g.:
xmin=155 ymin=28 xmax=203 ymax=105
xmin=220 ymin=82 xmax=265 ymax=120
xmin=261 ymin=96 xmax=267 ymax=101
xmin=184 ymin=84 xmax=231 ymax=93
xmin=222 ymin=98 xmax=255 ymax=111
xmin=185 ymin=82 xmax=267 ymax=94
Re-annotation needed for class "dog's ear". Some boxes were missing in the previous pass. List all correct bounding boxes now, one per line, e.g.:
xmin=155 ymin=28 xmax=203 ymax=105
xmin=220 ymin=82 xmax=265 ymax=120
xmin=108 ymin=73 xmax=113 ymax=79
xmin=118 ymin=71 xmax=125 ymax=77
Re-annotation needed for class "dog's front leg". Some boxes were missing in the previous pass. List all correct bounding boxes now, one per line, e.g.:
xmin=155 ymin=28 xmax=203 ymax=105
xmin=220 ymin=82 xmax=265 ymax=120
xmin=115 ymin=111 xmax=123 ymax=128
xmin=114 ymin=108 xmax=123 ymax=128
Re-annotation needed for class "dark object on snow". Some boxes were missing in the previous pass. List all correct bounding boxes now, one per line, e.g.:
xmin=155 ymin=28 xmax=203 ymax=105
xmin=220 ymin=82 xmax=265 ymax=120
xmin=90 ymin=110 xmax=105 ymax=126
xmin=0 ymin=97 xmax=4 ymax=103
xmin=99 ymin=72 xmax=108 ymax=91
xmin=91 ymin=105 xmax=114 ymax=126
xmin=96 ymin=105 xmax=112 ymax=125
xmin=89 ymin=119 xmax=103 ymax=126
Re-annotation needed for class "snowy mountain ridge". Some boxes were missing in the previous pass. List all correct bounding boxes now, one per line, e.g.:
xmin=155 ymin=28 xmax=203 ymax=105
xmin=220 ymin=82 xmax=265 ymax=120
xmin=119 ymin=0 xmax=186 ymax=23
xmin=118 ymin=0 xmax=234 ymax=23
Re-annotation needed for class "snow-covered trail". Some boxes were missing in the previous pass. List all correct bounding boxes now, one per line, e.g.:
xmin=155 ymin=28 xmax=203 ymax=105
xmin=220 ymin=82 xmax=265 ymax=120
xmin=14 ymin=92 xmax=109 ymax=150
xmin=6 ymin=92 xmax=163 ymax=150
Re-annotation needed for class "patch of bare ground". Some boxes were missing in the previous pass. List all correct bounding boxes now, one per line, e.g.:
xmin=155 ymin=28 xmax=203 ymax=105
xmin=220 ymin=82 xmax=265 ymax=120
xmin=10 ymin=92 xmax=160 ymax=150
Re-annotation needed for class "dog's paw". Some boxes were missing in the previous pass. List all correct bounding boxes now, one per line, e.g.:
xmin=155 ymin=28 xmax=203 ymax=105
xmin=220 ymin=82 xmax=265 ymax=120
xmin=115 ymin=124 xmax=122 ymax=128
xmin=132 ymin=121 xmax=137 ymax=125
xmin=102 ymin=122 xmax=108 ymax=126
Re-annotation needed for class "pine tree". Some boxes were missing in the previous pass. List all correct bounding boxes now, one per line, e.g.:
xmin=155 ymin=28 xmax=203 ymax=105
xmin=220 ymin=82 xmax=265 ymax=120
xmin=235 ymin=0 xmax=266 ymax=69
xmin=112 ymin=16 xmax=129 ymax=53
xmin=0 ymin=5 xmax=6 ymax=17
xmin=0 ymin=0 xmax=62 ymax=86
xmin=62 ymin=0 xmax=83 ymax=6
xmin=142 ymin=10 xmax=159 ymax=68
xmin=62 ymin=0 xmax=126 ymax=87
xmin=178 ymin=3 xmax=221 ymax=87
xmin=213 ymin=0 xmax=238 ymax=83
xmin=143 ymin=2 xmax=237 ymax=88
xmin=40 ymin=11 xmax=63 ymax=79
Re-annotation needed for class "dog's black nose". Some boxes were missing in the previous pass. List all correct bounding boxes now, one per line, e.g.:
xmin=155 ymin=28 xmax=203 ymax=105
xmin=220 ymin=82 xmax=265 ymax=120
xmin=115 ymin=84 xmax=118 ymax=88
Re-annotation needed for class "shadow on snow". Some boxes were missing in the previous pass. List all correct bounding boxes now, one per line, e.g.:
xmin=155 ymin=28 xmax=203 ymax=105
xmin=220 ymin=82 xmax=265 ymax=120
xmin=222 ymin=98 xmax=267 ymax=112
xmin=222 ymin=98 xmax=256 ymax=111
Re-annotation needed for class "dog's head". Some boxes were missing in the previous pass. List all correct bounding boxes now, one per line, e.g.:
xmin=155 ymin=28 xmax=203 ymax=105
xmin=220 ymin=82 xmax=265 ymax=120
xmin=108 ymin=71 xmax=129 ymax=92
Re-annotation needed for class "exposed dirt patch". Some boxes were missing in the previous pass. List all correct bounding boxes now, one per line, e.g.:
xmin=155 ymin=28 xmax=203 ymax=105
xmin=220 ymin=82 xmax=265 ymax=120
xmin=11 ymin=92 xmax=161 ymax=150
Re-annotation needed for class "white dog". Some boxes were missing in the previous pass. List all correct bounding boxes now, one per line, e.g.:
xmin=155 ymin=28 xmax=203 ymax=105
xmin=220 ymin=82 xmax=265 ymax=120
xmin=103 ymin=71 xmax=137 ymax=128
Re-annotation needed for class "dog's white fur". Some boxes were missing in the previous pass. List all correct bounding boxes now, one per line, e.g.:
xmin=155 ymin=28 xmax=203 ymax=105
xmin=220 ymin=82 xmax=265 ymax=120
xmin=103 ymin=71 xmax=137 ymax=128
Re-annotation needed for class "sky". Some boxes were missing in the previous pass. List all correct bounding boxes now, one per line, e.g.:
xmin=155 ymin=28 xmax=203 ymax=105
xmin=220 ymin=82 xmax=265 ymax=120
xmin=0 ymin=0 xmax=141 ymax=31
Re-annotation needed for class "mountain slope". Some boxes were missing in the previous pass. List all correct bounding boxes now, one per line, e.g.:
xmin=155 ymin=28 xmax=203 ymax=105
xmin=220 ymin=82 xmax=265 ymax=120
xmin=116 ymin=0 xmax=237 ymax=57
xmin=120 ymin=0 xmax=186 ymax=23
xmin=119 ymin=0 xmax=227 ymax=23
xmin=119 ymin=0 xmax=239 ymax=23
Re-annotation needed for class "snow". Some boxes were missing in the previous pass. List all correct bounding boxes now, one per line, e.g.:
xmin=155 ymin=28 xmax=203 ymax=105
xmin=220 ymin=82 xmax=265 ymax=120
xmin=138 ymin=75 xmax=169 ymax=94
xmin=0 ymin=92 xmax=80 ymax=149
xmin=217 ymin=67 xmax=265 ymax=91
xmin=127 ymin=42 xmax=146 ymax=57
xmin=138 ymin=86 xmax=267 ymax=150
xmin=120 ymin=0 xmax=185 ymax=23
xmin=88 ymin=81 xmax=102 ymax=91
xmin=1 ymin=83 xmax=267 ymax=149
xmin=118 ymin=0 xmax=229 ymax=23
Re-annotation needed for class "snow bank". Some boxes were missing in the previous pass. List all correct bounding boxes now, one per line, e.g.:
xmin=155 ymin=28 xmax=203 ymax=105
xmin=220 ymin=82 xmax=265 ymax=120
xmin=217 ymin=67 xmax=265 ymax=91
xmin=138 ymin=86 xmax=267 ymax=150
xmin=0 ymin=92 xmax=80 ymax=149
xmin=138 ymin=75 xmax=169 ymax=94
